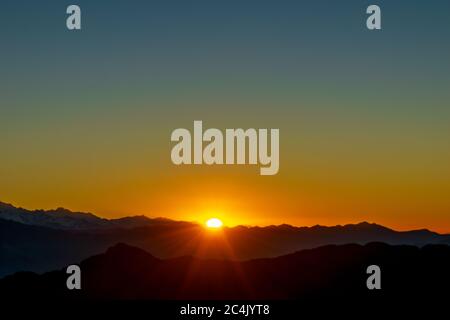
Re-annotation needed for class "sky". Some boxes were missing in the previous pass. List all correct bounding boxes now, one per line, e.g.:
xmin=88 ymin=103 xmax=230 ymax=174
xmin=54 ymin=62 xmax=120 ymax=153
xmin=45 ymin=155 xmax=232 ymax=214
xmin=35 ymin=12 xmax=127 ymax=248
xmin=1 ymin=1 xmax=449 ymax=232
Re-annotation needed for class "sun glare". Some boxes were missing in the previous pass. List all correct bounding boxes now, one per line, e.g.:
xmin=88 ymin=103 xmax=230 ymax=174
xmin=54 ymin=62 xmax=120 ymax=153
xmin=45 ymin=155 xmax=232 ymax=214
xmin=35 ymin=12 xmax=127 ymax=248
xmin=206 ymin=218 xmax=223 ymax=229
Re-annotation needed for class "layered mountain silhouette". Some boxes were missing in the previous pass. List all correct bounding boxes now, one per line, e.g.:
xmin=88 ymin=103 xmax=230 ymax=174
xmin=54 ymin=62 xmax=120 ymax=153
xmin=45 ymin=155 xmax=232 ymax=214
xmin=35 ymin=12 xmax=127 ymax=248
xmin=1 ymin=201 xmax=449 ymax=278
xmin=1 ymin=242 xmax=449 ymax=301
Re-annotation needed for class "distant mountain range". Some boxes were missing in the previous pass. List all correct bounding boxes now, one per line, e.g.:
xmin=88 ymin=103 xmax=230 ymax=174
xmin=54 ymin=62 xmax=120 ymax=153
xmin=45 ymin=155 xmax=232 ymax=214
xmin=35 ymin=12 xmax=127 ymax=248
xmin=1 ymin=242 xmax=449 ymax=301
xmin=0 ymin=201 xmax=161 ymax=230
xmin=1 ymin=201 xmax=449 ymax=278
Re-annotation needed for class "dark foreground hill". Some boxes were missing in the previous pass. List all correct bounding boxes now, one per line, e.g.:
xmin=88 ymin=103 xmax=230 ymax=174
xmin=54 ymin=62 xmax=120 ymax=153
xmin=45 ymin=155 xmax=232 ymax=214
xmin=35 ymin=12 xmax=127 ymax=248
xmin=1 ymin=242 xmax=448 ymax=302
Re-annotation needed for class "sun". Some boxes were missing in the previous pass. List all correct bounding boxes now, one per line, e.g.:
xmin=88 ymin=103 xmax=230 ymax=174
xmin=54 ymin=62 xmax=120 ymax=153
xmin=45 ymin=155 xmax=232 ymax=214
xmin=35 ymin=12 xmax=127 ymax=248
xmin=205 ymin=218 xmax=223 ymax=229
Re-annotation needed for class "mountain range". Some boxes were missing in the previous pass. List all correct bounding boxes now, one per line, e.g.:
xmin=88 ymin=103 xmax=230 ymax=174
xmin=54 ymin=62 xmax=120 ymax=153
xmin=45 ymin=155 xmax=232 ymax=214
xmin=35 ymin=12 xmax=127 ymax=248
xmin=1 ymin=201 xmax=449 ymax=278
xmin=0 ymin=201 xmax=160 ymax=230
xmin=1 ymin=242 xmax=449 ymax=301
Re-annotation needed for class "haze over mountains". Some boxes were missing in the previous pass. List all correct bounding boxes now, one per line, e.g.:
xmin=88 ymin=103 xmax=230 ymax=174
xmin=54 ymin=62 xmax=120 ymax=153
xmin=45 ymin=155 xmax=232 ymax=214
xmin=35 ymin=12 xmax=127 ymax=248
xmin=1 ymin=201 xmax=449 ymax=278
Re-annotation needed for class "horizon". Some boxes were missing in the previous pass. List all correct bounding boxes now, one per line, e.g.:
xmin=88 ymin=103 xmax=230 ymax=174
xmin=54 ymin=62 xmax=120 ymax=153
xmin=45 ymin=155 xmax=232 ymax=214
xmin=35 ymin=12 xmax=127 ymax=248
xmin=1 ymin=199 xmax=448 ymax=234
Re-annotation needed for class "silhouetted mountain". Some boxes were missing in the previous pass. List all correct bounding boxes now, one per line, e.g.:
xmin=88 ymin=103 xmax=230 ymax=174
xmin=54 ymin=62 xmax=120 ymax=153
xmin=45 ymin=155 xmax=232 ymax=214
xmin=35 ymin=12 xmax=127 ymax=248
xmin=0 ymin=201 xmax=159 ymax=230
xmin=1 ymin=242 xmax=448 ymax=302
xmin=1 ymin=209 xmax=449 ymax=277
xmin=0 ymin=217 xmax=195 ymax=277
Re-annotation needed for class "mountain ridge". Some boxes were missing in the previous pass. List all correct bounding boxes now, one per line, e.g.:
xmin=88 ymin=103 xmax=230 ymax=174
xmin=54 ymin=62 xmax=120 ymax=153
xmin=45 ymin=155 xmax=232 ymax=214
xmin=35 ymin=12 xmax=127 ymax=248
xmin=1 ymin=242 xmax=449 ymax=301
xmin=1 ymin=214 xmax=449 ymax=278
xmin=0 ymin=201 xmax=168 ymax=230
xmin=2 ymin=200 xmax=449 ymax=278
xmin=0 ymin=201 xmax=445 ymax=235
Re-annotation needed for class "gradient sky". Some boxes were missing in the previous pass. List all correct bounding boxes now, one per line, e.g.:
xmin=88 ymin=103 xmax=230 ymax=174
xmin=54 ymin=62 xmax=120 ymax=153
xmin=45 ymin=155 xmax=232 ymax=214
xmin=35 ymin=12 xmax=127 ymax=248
xmin=1 ymin=1 xmax=449 ymax=232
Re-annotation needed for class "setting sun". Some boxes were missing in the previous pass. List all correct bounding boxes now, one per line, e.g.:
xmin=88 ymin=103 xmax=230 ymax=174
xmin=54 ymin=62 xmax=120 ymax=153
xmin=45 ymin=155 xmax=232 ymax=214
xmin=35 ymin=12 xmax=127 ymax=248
xmin=206 ymin=218 xmax=223 ymax=229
